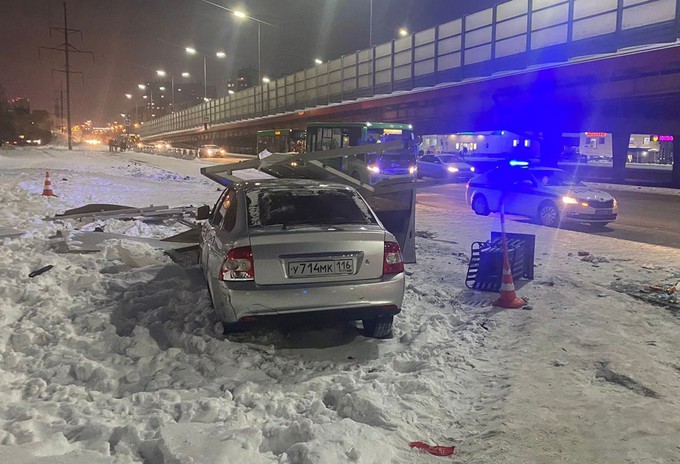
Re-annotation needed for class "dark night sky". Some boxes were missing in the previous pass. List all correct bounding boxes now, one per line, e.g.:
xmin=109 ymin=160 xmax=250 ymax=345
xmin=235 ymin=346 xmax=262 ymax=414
xmin=0 ymin=0 xmax=502 ymax=125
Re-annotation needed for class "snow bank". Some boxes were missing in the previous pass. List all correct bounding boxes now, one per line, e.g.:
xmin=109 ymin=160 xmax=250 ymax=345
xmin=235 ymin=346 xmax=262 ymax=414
xmin=1 ymin=147 xmax=679 ymax=463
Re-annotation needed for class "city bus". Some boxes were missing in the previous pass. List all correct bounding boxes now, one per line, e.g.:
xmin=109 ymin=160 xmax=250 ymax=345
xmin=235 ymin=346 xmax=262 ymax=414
xmin=256 ymin=129 xmax=306 ymax=156
xmin=305 ymin=122 xmax=418 ymax=185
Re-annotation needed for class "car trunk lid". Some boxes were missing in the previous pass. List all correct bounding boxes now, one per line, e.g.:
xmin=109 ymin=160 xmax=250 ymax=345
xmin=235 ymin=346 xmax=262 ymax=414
xmin=248 ymin=225 xmax=386 ymax=285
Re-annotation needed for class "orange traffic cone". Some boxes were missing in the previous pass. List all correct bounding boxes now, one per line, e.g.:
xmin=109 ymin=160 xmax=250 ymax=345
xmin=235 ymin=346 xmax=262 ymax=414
xmin=494 ymin=248 xmax=526 ymax=309
xmin=494 ymin=197 xmax=525 ymax=309
xmin=42 ymin=171 xmax=56 ymax=197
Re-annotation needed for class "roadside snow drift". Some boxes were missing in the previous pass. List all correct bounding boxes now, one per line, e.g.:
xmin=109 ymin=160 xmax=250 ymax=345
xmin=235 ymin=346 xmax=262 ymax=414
xmin=0 ymin=147 xmax=679 ymax=464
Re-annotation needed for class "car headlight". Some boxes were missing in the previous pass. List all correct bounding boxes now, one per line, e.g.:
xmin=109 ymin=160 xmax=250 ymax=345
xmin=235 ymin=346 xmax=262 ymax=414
xmin=613 ymin=199 xmax=618 ymax=208
xmin=448 ymin=167 xmax=459 ymax=173
xmin=368 ymin=165 xmax=380 ymax=174
xmin=408 ymin=165 xmax=417 ymax=174
xmin=562 ymin=196 xmax=579 ymax=205
xmin=470 ymin=167 xmax=475 ymax=172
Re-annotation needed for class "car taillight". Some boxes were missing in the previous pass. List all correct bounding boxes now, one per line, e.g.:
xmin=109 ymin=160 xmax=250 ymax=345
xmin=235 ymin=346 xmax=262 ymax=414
xmin=383 ymin=241 xmax=404 ymax=275
xmin=220 ymin=246 xmax=254 ymax=281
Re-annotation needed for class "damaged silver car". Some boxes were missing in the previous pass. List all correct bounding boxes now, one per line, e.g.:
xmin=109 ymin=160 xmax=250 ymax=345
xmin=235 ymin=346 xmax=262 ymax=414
xmin=199 ymin=179 xmax=405 ymax=338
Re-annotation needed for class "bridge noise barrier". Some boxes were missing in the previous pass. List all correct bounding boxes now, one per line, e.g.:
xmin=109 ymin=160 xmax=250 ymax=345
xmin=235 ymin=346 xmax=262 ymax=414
xmin=200 ymin=141 xmax=418 ymax=263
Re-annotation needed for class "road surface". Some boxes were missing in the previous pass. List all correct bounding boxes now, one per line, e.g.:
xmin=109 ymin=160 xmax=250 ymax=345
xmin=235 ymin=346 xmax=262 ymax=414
xmin=417 ymin=182 xmax=680 ymax=249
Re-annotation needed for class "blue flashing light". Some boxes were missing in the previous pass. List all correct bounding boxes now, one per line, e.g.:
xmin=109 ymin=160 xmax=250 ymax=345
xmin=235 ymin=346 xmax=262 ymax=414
xmin=509 ymin=160 xmax=529 ymax=167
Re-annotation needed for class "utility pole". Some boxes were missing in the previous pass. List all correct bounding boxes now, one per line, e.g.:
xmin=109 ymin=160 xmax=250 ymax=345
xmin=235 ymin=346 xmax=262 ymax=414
xmin=40 ymin=2 xmax=93 ymax=150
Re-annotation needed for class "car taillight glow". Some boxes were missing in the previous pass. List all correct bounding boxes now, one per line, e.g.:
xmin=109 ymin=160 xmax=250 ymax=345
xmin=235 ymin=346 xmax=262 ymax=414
xmin=383 ymin=241 xmax=404 ymax=275
xmin=220 ymin=246 xmax=254 ymax=281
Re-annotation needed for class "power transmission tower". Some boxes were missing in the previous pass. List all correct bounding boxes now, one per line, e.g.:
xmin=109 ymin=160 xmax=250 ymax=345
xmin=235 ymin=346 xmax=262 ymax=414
xmin=40 ymin=1 xmax=93 ymax=150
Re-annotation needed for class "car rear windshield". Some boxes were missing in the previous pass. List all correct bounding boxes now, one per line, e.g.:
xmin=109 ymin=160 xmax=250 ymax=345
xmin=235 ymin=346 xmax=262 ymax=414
xmin=247 ymin=187 xmax=377 ymax=227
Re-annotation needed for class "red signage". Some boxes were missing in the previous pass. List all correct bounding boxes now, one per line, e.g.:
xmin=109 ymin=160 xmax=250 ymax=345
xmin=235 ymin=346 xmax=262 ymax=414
xmin=585 ymin=132 xmax=607 ymax=138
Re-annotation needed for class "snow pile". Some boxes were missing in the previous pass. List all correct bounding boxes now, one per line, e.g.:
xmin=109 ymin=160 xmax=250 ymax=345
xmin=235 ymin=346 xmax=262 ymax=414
xmin=0 ymin=147 xmax=679 ymax=463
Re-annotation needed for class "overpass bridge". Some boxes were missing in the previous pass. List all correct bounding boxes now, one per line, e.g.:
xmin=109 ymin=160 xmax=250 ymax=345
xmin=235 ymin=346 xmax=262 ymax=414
xmin=138 ymin=0 xmax=680 ymax=182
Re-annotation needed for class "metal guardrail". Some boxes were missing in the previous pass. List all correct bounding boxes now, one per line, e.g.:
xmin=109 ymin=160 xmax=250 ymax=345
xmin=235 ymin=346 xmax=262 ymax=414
xmin=140 ymin=0 xmax=679 ymax=139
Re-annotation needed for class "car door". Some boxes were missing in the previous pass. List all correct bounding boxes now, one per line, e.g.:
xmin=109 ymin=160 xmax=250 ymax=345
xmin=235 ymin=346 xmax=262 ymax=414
xmin=505 ymin=169 xmax=538 ymax=216
xmin=420 ymin=155 xmax=440 ymax=177
xmin=202 ymin=188 xmax=239 ymax=280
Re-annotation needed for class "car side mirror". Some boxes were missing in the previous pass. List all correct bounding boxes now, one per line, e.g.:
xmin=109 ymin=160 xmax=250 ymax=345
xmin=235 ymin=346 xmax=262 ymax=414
xmin=197 ymin=205 xmax=211 ymax=220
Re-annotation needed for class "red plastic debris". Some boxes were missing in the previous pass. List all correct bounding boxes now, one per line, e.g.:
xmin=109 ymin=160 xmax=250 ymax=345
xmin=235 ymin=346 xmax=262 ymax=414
xmin=409 ymin=441 xmax=456 ymax=457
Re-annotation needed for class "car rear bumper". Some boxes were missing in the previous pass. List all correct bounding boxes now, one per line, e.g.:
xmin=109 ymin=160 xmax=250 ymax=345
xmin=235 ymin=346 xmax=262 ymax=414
xmin=214 ymin=274 xmax=405 ymax=323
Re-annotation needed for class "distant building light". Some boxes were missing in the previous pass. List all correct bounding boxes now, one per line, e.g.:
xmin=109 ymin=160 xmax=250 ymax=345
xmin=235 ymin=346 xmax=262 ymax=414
xmin=658 ymin=135 xmax=674 ymax=141
xmin=524 ymin=140 xmax=531 ymax=147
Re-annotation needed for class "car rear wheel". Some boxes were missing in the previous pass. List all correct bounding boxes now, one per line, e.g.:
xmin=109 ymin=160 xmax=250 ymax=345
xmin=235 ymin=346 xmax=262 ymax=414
xmin=471 ymin=194 xmax=490 ymax=216
xmin=537 ymin=202 xmax=560 ymax=227
xmin=362 ymin=316 xmax=393 ymax=339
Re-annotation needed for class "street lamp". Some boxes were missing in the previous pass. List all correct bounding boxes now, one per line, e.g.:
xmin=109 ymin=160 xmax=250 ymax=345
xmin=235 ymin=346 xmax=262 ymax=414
xmin=185 ymin=47 xmax=225 ymax=101
xmin=156 ymin=69 xmax=190 ymax=113
xmin=314 ymin=58 xmax=323 ymax=65
xmin=138 ymin=83 xmax=153 ymax=121
xmin=232 ymin=10 xmax=276 ymax=82
xmin=125 ymin=93 xmax=139 ymax=123
xmin=262 ymin=77 xmax=270 ymax=84
xmin=399 ymin=28 xmax=409 ymax=37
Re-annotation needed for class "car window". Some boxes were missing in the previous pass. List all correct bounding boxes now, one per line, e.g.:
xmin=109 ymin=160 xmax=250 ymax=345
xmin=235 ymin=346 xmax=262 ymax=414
xmin=421 ymin=155 xmax=435 ymax=163
xmin=209 ymin=189 xmax=229 ymax=226
xmin=531 ymin=169 xmax=584 ymax=186
xmin=439 ymin=155 xmax=464 ymax=163
xmin=246 ymin=187 xmax=377 ymax=227
xmin=219 ymin=189 xmax=238 ymax=231
xmin=487 ymin=167 xmax=533 ymax=188
xmin=512 ymin=169 xmax=536 ymax=184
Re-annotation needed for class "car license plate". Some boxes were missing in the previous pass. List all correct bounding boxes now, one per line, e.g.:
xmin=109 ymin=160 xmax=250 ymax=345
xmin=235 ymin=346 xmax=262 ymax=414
xmin=287 ymin=259 xmax=354 ymax=278
xmin=595 ymin=209 xmax=613 ymax=216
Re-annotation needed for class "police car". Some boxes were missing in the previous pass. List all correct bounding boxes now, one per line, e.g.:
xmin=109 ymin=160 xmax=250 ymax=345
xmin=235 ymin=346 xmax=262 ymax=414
xmin=465 ymin=163 xmax=618 ymax=227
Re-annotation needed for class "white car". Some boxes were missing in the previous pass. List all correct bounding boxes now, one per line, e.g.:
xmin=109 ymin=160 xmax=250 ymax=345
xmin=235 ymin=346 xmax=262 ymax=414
xmin=465 ymin=165 xmax=618 ymax=227
xmin=198 ymin=144 xmax=226 ymax=158
xmin=417 ymin=154 xmax=475 ymax=181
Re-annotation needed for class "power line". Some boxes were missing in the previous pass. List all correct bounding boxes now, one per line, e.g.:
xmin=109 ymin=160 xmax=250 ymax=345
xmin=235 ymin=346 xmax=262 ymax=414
xmin=39 ymin=1 xmax=93 ymax=150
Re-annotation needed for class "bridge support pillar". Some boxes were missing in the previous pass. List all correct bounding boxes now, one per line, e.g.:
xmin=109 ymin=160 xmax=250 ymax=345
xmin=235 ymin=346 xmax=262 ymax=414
xmin=540 ymin=129 xmax=562 ymax=167
xmin=612 ymin=130 xmax=629 ymax=182
xmin=673 ymin=135 xmax=680 ymax=188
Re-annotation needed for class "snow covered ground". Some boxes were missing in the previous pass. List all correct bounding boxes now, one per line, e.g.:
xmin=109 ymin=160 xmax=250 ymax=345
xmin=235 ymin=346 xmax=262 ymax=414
xmin=1 ymin=146 xmax=679 ymax=463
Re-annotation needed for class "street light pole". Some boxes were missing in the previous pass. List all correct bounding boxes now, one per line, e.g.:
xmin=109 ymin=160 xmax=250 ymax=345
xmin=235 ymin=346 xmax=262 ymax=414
xmin=369 ymin=0 xmax=373 ymax=47
xmin=258 ymin=22 xmax=261 ymax=82
xmin=203 ymin=55 xmax=207 ymax=101
xmin=171 ymin=76 xmax=175 ymax=111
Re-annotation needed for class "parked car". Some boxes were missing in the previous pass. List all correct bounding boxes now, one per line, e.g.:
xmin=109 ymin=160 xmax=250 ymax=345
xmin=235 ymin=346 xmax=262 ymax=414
xmin=465 ymin=164 xmax=618 ymax=227
xmin=417 ymin=154 xmax=475 ymax=181
xmin=198 ymin=144 xmax=226 ymax=158
xmin=199 ymin=179 xmax=405 ymax=338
